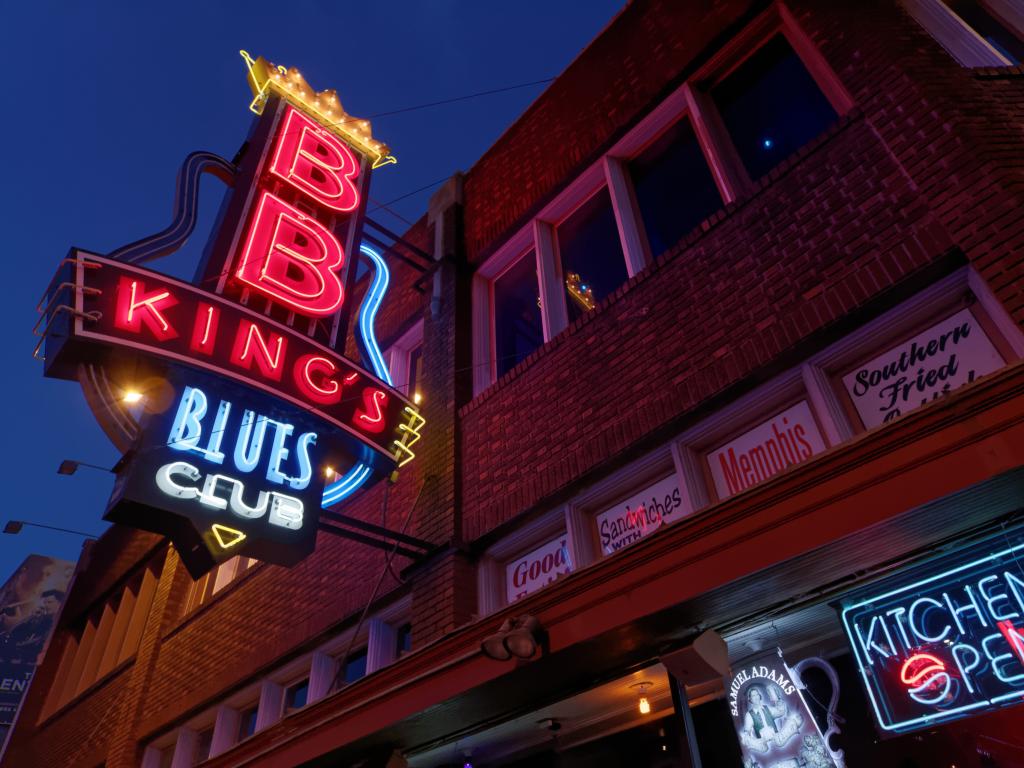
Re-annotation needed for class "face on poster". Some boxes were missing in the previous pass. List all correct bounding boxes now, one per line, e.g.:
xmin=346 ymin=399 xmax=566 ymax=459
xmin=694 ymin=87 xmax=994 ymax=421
xmin=728 ymin=649 xmax=837 ymax=768
xmin=0 ymin=557 xmax=74 ymax=725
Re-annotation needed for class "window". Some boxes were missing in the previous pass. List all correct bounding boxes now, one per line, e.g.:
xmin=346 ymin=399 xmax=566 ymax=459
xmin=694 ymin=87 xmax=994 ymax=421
xmin=629 ymin=118 xmax=723 ymax=257
xmin=194 ymin=726 xmax=214 ymax=765
xmin=342 ymin=648 xmax=368 ymax=684
xmin=945 ymin=0 xmax=1024 ymax=62
xmin=406 ymin=344 xmax=423 ymax=401
xmin=237 ymin=703 xmax=259 ymax=741
xmin=158 ymin=746 xmax=174 ymax=768
xmin=385 ymin=320 xmax=424 ymax=401
xmin=395 ymin=623 xmax=412 ymax=657
xmin=556 ymin=188 xmax=629 ymax=321
xmin=184 ymin=556 xmax=257 ymax=613
xmin=493 ymin=252 xmax=544 ymax=377
xmin=283 ymin=677 xmax=309 ymax=713
xmin=710 ymin=34 xmax=838 ymax=181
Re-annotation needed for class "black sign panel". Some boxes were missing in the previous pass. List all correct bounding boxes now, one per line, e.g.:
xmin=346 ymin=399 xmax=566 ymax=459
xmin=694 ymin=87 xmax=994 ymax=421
xmin=106 ymin=369 xmax=360 ymax=577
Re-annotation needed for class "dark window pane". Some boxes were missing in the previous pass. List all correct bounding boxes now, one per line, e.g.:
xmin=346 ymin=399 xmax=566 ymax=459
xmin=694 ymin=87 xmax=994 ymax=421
xmin=344 ymin=648 xmax=368 ymax=683
xmin=284 ymin=678 xmax=308 ymax=711
xmin=711 ymin=34 xmax=837 ymax=180
xmin=407 ymin=345 xmax=423 ymax=397
xmin=194 ymin=727 xmax=214 ymax=764
xmin=556 ymin=188 xmax=628 ymax=321
xmin=238 ymin=705 xmax=259 ymax=741
xmin=159 ymin=747 xmax=174 ymax=768
xmin=396 ymin=623 xmax=412 ymax=656
xmin=948 ymin=0 xmax=1024 ymax=63
xmin=493 ymin=252 xmax=543 ymax=378
xmin=629 ymin=118 xmax=723 ymax=256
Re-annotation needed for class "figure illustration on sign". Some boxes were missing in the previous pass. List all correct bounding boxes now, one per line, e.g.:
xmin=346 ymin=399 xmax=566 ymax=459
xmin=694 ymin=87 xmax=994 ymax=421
xmin=741 ymin=682 xmax=804 ymax=754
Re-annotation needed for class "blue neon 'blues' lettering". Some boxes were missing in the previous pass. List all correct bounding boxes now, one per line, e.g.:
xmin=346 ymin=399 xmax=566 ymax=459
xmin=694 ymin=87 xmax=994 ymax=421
xmin=282 ymin=432 xmax=316 ymax=490
xmin=234 ymin=410 xmax=269 ymax=473
xmin=169 ymin=386 xmax=208 ymax=451
xmin=265 ymin=420 xmax=294 ymax=486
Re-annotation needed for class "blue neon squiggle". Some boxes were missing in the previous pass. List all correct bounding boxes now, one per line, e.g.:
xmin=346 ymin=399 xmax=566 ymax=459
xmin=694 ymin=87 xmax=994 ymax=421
xmin=321 ymin=244 xmax=392 ymax=507
xmin=356 ymin=244 xmax=392 ymax=386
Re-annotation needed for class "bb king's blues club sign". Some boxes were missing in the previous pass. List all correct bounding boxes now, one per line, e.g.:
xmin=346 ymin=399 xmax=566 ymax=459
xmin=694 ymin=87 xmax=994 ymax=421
xmin=840 ymin=528 xmax=1024 ymax=734
xmin=34 ymin=53 xmax=424 ymax=576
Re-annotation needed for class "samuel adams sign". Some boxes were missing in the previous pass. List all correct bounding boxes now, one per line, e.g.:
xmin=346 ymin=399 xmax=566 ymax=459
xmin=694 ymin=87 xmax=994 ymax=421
xmin=35 ymin=54 xmax=424 ymax=576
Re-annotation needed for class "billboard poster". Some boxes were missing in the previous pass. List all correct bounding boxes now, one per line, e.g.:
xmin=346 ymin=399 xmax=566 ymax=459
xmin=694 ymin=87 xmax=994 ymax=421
xmin=0 ymin=556 xmax=74 ymax=726
xmin=727 ymin=649 xmax=839 ymax=768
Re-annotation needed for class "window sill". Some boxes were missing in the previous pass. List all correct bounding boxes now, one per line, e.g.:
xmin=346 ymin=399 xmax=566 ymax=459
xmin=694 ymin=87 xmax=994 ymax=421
xmin=460 ymin=111 xmax=862 ymax=418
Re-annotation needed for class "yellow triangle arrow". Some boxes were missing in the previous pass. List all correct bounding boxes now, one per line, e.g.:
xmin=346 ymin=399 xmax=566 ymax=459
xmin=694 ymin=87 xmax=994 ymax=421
xmin=210 ymin=524 xmax=246 ymax=550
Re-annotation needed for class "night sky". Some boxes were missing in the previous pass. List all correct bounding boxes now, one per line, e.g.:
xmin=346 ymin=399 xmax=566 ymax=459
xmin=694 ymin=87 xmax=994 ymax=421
xmin=1 ymin=2 xmax=624 ymax=576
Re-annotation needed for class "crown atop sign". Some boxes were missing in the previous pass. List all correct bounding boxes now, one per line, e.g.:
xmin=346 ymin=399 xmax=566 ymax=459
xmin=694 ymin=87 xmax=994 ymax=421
xmin=240 ymin=50 xmax=396 ymax=169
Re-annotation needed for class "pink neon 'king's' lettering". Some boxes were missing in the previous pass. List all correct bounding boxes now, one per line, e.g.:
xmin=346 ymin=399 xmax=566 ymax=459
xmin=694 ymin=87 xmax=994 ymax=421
xmin=294 ymin=353 xmax=342 ymax=406
xmin=234 ymin=191 xmax=346 ymax=317
xmin=355 ymin=388 xmax=388 ymax=433
xmin=114 ymin=277 xmax=179 ymax=341
xmin=269 ymin=107 xmax=360 ymax=213
xmin=189 ymin=303 xmax=219 ymax=355
xmin=229 ymin=319 xmax=286 ymax=381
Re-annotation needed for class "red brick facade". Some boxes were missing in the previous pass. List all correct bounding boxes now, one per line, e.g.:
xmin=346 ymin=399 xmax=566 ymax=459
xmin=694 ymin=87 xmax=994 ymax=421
xmin=7 ymin=1 xmax=1024 ymax=766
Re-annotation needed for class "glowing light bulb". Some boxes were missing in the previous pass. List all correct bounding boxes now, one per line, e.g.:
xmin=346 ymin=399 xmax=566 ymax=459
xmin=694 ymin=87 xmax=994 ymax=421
xmin=638 ymin=696 xmax=651 ymax=715
xmin=324 ymin=466 xmax=335 ymax=478
xmin=123 ymin=390 xmax=143 ymax=404
xmin=413 ymin=392 xmax=423 ymax=405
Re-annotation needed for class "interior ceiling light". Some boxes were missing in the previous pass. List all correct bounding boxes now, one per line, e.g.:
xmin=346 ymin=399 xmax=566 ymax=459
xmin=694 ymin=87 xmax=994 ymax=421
xmin=631 ymin=681 xmax=654 ymax=714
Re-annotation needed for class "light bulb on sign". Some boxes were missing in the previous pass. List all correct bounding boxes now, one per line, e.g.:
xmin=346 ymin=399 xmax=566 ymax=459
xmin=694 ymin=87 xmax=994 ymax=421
xmin=639 ymin=696 xmax=651 ymax=715
xmin=413 ymin=391 xmax=423 ymax=405
xmin=123 ymin=390 xmax=144 ymax=404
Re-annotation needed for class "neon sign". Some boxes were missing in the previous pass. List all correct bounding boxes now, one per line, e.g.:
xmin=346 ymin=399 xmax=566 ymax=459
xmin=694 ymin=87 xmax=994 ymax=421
xmin=37 ymin=54 xmax=423 ymax=576
xmin=106 ymin=374 xmax=350 ymax=576
xmin=840 ymin=528 xmax=1024 ymax=734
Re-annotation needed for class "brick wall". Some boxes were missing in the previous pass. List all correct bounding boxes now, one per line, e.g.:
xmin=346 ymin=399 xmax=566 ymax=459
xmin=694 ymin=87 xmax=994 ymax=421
xmin=8 ymin=1 xmax=1024 ymax=765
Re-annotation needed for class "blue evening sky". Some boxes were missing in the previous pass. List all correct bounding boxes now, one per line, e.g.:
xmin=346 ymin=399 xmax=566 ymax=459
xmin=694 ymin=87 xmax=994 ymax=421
xmin=0 ymin=1 xmax=624 ymax=575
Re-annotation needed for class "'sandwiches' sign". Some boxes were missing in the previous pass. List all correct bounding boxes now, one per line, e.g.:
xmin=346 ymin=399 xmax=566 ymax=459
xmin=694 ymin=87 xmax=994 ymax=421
xmin=707 ymin=401 xmax=826 ymax=500
xmin=595 ymin=474 xmax=684 ymax=556
xmin=841 ymin=308 xmax=1003 ymax=429
xmin=505 ymin=536 xmax=572 ymax=603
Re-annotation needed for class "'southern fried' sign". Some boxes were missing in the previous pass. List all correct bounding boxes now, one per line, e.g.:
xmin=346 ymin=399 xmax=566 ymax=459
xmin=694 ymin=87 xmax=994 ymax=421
xmin=706 ymin=401 xmax=826 ymax=500
xmin=841 ymin=308 xmax=1003 ymax=428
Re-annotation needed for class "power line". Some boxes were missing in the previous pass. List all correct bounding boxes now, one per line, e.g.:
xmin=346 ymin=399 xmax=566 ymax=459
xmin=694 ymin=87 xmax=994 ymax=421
xmin=366 ymin=78 xmax=555 ymax=120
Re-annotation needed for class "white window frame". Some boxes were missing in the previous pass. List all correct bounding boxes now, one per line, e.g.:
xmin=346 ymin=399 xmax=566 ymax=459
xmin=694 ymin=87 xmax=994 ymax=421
xmin=472 ymin=2 xmax=853 ymax=396
xmin=672 ymin=368 xmax=844 ymax=509
xmin=902 ymin=0 xmax=1024 ymax=66
xmin=804 ymin=266 xmax=1024 ymax=430
xmin=385 ymin=319 xmax=424 ymax=401
xmin=477 ymin=506 xmax=574 ymax=615
xmin=570 ymin=444 xmax=688 ymax=562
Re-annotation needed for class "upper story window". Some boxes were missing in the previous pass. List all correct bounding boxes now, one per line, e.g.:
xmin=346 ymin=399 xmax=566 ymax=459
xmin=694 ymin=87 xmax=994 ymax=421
xmin=193 ymin=725 xmax=214 ymax=765
xmin=237 ymin=702 xmax=259 ymax=741
xmin=946 ymin=0 xmax=1024 ymax=61
xmin=396 ymin=623 xmax=413 ymax=656
xmin=903 ymin=0 xmax=1024 ymax=66
xmin=628 ymin=117 xmax=724 ymax=258
xmin=342 ymin=647 xmax=368 ymax=684
xmin=556 ymin=188 xmax=628 ymax=321
xmin=709 ymin=34 xmax=838 ymax=181
xmin=493 ymin=251 xmax=544 ymax=378
xmin=283 ymin=677 xmax=309 ymax=713
xmin=386 ymin=320 xmax=425 ymax=403
xmin=184 ymin=556 xmax=257 ymax=614
xmin=471 ymin=5 xmax=852 ymax=397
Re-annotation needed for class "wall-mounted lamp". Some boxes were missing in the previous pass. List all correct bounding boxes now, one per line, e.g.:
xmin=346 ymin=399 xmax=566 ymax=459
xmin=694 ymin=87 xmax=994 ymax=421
xmin=481 ymin=615 xmax=544 ymax=661
xmin=631 ymin=681 xmax=653 ymax=715
xmin=57 ymin=459 xmax=114 ymax=476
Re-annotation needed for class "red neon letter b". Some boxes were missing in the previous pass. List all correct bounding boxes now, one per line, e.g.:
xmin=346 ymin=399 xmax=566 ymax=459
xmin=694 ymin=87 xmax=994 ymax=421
xmin=235 ymin=191 xmax=346 ymax=317
xmin=269 ymin=107 xmax=360 ymax=213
